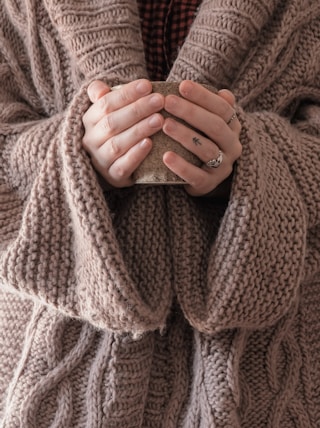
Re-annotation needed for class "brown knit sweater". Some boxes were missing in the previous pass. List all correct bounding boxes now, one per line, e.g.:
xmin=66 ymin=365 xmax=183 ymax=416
xmin=1 ymin=0 xmax=320 ymax=427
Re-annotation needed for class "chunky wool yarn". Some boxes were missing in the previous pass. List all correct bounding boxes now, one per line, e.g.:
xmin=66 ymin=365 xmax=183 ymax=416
xmin=1 ymin=0 xmax=320 ymax=427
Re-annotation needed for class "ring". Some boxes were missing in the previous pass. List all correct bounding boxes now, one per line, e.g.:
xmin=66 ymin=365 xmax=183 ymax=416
xmin=206 ymin=150 xmax=223 ymax=168
xmin=226 ymin=111 xmax=237 ymax=126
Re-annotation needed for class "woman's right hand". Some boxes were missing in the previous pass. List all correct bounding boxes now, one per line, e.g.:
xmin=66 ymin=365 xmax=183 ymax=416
xmin=82 ymin=79 xmax=165 ymax=188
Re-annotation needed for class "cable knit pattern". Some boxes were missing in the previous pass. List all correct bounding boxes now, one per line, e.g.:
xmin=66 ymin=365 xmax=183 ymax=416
xmin=0 ymin=0 xmax=320 ymax=427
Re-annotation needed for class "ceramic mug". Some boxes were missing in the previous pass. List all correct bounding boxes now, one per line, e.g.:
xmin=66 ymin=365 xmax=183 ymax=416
xmin=112 ymin=81 xmax=216 ymax=184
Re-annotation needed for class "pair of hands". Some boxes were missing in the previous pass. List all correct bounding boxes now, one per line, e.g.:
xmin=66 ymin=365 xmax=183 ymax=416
xmin=82 ymin=79 xmax=242 ymax=196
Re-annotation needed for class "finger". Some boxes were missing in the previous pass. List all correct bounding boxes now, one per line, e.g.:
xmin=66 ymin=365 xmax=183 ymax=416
xmin=83 ymin=81 xmax=111 ymax=128
xmin=84 ymin=79 xmax=153 ymax=127
xmin=164 ymin=95 xmax=237 ymax=147
xmin=217 ymin=89 xmax=236 ymax=107
xmin=107 ymin=138 xmax=153 ymax=187
xmin=83 ymin=94 xmax=164 ymax=152
xmin=163 ymin=117 xmax=231 ymax=162
xmin=92 ymin=138 xmax=153 ymax=188
xmin=178 ymin=81 xmax=241 ymax=133
xmin=93 ymin=113 xmax=163 ymax=168
xmin=178 ymin=81 xmax=236 ymax=123
xmin=162 ymin=151 xmax=231 ymax=196
xmin=87 ymin=80 xmax=110 ymax=103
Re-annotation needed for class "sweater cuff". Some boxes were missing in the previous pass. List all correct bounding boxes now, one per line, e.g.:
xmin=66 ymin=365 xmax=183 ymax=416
xmin=0 ymin=86 xmax=172 ymax=334
xmin=169 ymin=108 xmax=307 ymax=333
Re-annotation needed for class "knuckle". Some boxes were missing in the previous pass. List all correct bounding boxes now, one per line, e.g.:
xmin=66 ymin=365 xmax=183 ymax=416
xmin=119 ymin=88 xmax=131 ymax=104
xmin=102 ymin=114 xmax=115 ymax=132
xmin=190 ymin=179 xmax=202 ymax=190
xmin=188 ymin=173 xmax=204 ymax=189
xmin=211 ymin=117 xmax=226 ymax=140
xmin=97 ymin=95 xmax=110 ymax=113
xmin=113 ymin=164 xmax=128 ymax=179
xmin=108 ymin=137 xmax=121 ymax=157
xmin=130 ymin=101 xmax=141 ymax=120
xmin=133 ymin=122 xmax=145 ymax=140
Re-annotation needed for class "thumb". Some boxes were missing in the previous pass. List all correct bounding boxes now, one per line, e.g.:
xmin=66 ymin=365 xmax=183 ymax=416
xmin=87 ymin=80 xmax=110 ymax=103
xmin=218 ymin=89 xmax=236 ymax=107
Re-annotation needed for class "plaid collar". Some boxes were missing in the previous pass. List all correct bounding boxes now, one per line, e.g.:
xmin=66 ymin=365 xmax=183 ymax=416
xmin=137 ymin=0 xmax=201 ymax=80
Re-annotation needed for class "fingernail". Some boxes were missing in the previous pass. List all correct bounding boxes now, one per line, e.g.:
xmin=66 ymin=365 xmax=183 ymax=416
xmin=87 ymin=82 xmax=98 ymax=102
xmin=140 ymin=138 xmax=151 ymax=149
xmin=163 ymin=118 xmax=176 ymax=133
xmin=136 ymin=80 xmax=150 ymax=95
xmin=180 ymin=80 xmax=194 ymax=97
xmin=149 ymin=94 xmax=163 ymax=108
xmin=148 ymin=114 xmax=162 ymax=127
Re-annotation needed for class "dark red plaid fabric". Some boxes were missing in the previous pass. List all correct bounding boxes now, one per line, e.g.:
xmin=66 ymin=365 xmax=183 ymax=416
xmin=137 ymin=0 xmax=201 ymax=81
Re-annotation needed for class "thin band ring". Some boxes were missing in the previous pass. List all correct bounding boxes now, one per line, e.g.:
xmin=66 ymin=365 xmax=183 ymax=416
xmin=206 ymin=150 xmax=223 ymax=168
xmin=226 ymin=111 xmax=237 ymax=126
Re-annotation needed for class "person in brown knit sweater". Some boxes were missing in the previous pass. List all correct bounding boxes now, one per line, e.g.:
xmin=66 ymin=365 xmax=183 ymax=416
xmin=0 ymin=1 xmax=320 ymax=427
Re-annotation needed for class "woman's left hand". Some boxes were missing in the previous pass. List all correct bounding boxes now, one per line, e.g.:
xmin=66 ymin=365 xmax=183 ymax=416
xmin=162 ymin=80 xmax=242 ymax=197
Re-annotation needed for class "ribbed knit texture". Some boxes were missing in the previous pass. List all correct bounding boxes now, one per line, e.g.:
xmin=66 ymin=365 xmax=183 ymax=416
xmin=0 ymin=0 xmax=320 ymax=427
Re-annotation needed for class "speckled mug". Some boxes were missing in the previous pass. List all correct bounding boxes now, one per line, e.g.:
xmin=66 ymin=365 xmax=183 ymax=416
xmin=112 ymin=81 xmax=216 ymax=184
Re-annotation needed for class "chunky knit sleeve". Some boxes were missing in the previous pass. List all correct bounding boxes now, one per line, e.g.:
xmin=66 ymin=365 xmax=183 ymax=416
xmin=167 ymin=100 xmax=320 ymax=334
xmin=0 ymin=82 xmax=173 ymax=335
xmin=164 ymin=0 xmax=320 ymax=334
xmin=0 ymin=0 xmax=172 ymax=334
